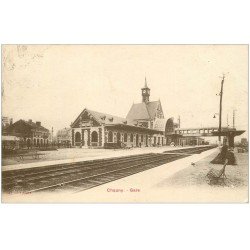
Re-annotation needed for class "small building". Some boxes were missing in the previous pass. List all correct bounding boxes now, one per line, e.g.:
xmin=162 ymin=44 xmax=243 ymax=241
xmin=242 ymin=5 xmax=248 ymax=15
xmin=2 ymin=135 xmax=20 ymax=150
xmin=241 ymin=138 xmax=248 ymax=145
xmin=2 ymin=116 xmax=13 ymax=135
xmin=6 ymin=119 xmax=50 ymax=148
xmin=2 ymin=116 xmax=13 ymax=127
xmin=56 ymin=128 xmax=72 ymax=147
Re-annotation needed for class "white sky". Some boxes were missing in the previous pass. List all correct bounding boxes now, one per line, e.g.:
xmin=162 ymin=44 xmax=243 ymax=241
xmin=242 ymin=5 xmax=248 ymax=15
xmin=2 ymin=45 xmax=248 ymax=140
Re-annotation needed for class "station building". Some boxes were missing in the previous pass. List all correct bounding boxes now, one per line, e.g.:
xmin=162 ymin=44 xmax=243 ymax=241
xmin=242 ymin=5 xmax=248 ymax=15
xmin=5 ymin=119 xmax=50 ymax=148
xmin=71 ymin=79 xmax=167 ymax=148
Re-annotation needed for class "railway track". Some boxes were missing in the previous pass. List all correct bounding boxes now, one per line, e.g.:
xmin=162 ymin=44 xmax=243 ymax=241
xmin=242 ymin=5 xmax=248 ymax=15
xmin=2 ymin=146 xmax=215 ymax=194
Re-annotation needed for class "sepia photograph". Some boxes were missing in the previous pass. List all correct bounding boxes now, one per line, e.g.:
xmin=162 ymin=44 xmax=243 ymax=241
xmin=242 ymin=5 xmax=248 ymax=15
xmin=1 ymin=44 xmax=248 ymax=203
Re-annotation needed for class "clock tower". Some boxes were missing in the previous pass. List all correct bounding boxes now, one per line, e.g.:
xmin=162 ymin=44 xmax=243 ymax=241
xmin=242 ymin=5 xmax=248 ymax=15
xmin=141 ymin=77 xmax=150 ymax=103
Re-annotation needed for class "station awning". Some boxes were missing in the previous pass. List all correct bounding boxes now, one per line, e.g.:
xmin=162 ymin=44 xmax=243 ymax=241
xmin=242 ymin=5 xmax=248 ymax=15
xmin=105 ymin=124 xmax=164 ymax=135
xmin=2 ymin=135 xmax=20 ymax=141
xmin=166 ymin=133 xmax=183 ymax=138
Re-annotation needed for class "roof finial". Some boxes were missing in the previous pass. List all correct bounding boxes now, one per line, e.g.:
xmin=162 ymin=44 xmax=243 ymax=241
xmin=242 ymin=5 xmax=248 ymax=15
xmin=144 ymin=76 xmax=148 ymax=88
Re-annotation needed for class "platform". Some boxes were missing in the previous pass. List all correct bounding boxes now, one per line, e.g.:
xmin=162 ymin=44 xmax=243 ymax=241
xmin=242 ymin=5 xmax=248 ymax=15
xmin=71 ymin=148 xmax=248 ymax=203
xmin=2 ymin=145 xmax=209 ymax=171
xmin=4 ymin=146 xmax=247 ymax=203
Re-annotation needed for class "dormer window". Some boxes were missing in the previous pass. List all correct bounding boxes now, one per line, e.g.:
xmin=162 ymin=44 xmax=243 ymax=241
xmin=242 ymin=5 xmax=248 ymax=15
xmin=101 ymin=115 xmax=106 ymax=120
xmin=109 ymin=117 xmax=113 ymax=122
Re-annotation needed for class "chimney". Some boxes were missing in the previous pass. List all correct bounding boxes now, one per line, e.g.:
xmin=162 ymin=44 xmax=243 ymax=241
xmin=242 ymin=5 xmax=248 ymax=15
xmin=36 ymin=121 xmax=41 ymax=126
xmin=28 ymin=119 xmax=32 ymax=123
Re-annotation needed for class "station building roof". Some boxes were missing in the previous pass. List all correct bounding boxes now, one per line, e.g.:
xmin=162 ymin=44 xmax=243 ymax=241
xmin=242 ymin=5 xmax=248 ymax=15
xmin=7 ymin=119 xmax=49 ymax=132
xmin=126 ymin=100 xmax=162 ymax=122
xmin=154 ymin=118 xmax=167 ymax=132
xmin=72 ymin=108 xmax=128 ymax=127
xmin=87 ymin=109 xmax=127 ymax=125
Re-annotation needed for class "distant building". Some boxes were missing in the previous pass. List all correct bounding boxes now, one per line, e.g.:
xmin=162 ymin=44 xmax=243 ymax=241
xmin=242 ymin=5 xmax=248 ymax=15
xmin=6 ymin=119 xmax=50 ymax=148
xmin=56 ymin=128 xmax=72 ymax=147
xmin=2 ymin=117 xmax=13 ymax=135
xmin=241 ymin=138 xmax=248 ymax=145
xmin=2 ymin=116 xmax=13 ymax=127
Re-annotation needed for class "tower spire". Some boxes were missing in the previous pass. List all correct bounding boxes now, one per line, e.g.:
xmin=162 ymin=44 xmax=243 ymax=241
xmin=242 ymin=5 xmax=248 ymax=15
xmin=144 ymin=76 xmax=148 ymax=88
xmin=141 ymin=77 xmax=150 ymax=103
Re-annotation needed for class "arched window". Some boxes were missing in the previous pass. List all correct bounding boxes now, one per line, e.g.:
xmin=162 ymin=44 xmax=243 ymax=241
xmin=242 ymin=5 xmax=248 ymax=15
xmin=91 ymin=131 xmax=98 ymax=142
xmin=75 ymin=132 xmax=81 ymax=142
xmin=130 ymin=133 xmax=133 ymax=142
xmin=108 ymin=131 xmax=113 ymax=142
xmin=117 ymin=132 xmax=121 ymax=142
xmin=124 ymin=133 xmax=127 ymax=142
xmin=165 ymin=118 xmax=174 ymax=136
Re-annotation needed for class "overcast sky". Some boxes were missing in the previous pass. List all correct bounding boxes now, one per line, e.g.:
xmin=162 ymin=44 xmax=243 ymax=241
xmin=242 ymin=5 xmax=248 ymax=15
xmin=2 ymin=45 xmax=248 ymax=139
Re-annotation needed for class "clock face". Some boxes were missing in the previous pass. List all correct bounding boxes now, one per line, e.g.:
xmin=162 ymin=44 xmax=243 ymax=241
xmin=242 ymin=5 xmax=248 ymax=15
xmin=143 ymin=90 xmax=146 ymax=94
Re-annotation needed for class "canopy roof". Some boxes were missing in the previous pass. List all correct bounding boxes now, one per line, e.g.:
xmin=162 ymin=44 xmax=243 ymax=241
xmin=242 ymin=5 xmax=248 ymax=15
xmin=2 ymin=135 xmax=20 ymax=141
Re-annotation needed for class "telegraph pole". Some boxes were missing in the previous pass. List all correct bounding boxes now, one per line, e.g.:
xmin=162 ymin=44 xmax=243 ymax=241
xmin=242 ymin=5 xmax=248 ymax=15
xmin=218 ymin=74 xmax=225 ymax=143
xmin=178 ymin=115 xmax=181 ymax=128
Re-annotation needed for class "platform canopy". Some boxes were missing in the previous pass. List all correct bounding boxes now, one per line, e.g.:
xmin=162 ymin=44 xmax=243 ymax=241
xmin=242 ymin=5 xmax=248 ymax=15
xmin=2 ymin=135 xmax=20 ymax=141
xmin=105 ymin=124 xmax=164 ymax=135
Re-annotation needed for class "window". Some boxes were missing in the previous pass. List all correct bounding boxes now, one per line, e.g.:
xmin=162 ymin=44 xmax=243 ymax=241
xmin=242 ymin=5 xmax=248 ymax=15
xmin=75 ymin=132 xmax=81 ymax=142
xmin=117 ymin=132 xmax=121 ymax=142
xmin=141 ymin=135 xmax=143 ymax=142
xmin=91 ymin=131 xmax=98 ymax=142
xmin=108 ymin=131 xmax=113 ymax=142
xmin=124 ymin=133 xmax=127 ymax=142
xmin=130 ymin=133 xmax=133 ymax=142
